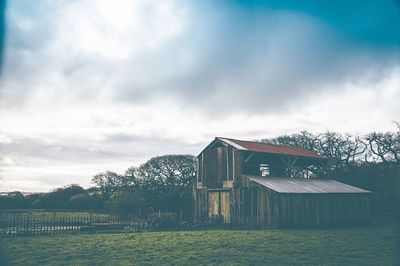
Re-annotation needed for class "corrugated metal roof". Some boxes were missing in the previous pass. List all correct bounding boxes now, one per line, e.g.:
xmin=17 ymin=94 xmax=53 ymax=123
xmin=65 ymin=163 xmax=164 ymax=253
xmin=245 ymin=175 xmax=370 ymax=193
xmin=218 ymin=138 xmax=324 ymax=159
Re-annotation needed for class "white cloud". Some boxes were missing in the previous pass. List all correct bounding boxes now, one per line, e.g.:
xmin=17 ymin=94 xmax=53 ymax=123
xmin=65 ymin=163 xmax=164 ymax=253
xmin=0 ymin=134 xmax=12 ymax=144
xmin=57 ymin=0 xmax=187 ymax=59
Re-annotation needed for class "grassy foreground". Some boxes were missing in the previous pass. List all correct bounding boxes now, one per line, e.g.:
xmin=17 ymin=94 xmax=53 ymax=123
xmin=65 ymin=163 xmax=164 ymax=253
xmin=0 ymin=224 xmax=399 ymax=265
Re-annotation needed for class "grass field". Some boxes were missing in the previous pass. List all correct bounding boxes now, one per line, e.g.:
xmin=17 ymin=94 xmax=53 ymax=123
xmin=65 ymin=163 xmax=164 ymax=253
xmin=0 ymin=224 xmax=399 ymax=265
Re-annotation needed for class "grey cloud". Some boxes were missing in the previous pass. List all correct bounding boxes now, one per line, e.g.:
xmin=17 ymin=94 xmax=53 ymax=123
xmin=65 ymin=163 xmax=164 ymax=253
xmin=114 ymin=7 xmax=399 ymax=114
xmin=0 ymin=132 xmax=201 ymax=171
xmin=0 ymin=136 xmax=114 ymax=166
xmin=1 ymin=1 xmax=398 ymax=114
xmin=102 ymin=132 xmax=202 ymax=157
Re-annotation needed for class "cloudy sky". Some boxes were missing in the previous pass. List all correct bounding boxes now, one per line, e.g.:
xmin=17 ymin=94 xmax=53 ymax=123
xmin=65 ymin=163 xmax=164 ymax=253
xmin=0 ymin=0 xmax=399 ymax=192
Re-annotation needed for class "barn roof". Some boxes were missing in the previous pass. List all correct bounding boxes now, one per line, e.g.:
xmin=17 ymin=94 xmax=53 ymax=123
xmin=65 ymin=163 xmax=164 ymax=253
xmin=218 ymin=137 xmax=324 ymax=159
xmin=245 ymin=175 xmax=371 ymax=193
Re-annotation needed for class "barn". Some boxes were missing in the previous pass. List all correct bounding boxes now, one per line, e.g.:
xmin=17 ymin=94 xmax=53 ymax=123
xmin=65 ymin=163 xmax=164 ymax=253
xmin=193 ymin=137 xmax=372 ymax=228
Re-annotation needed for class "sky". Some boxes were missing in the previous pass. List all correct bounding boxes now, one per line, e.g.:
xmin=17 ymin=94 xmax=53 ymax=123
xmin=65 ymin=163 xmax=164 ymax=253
xmin=0 ymin=0 xmax=399 ymax=192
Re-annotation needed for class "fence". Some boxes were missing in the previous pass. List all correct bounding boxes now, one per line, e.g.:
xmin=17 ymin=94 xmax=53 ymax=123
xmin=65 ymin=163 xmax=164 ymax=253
xmin=0 ymin=216 xmax=148 ymax=237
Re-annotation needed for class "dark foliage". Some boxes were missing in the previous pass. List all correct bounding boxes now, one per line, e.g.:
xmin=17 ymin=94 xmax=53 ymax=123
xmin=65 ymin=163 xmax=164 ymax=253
xmin=147 ymin=212 xmax=181 ymax=229
xmin=0 ymin=184 xmax=103 ymax=211
xmin=91 ymin=171 xmax=123 ymax=201
xmin=105 ymin=155 xmax=196 ymax=220
xmin=106 ymin=189 xmax=151 ymax=218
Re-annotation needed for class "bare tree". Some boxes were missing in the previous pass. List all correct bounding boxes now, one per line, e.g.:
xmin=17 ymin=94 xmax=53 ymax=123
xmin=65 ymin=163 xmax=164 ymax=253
xmin=262 ymin=131 xmax=320 ymax=152
xmin=316 ymin=132 xmax=367 ymax=171
xmin=365 ymin=131 xmax=400 ymax=165
xmin=263 ymin=131 xmax=367 ymax=176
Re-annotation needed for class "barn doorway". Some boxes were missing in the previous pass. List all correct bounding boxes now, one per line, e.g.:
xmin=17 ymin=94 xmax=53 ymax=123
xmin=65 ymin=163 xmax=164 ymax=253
xmin=207 ymin=190 xmax=231 ymax=224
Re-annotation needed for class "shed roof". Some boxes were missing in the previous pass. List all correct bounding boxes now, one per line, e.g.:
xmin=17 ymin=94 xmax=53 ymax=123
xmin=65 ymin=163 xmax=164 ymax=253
xmin=218 ymin=138 xmax=324 ymax=159
xmin=245 ymin=175 xmax=370 ymax=193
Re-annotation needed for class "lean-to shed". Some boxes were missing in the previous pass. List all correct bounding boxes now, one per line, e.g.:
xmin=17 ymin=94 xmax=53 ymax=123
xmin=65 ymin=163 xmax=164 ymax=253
xmin=193 ymin=137 xmax=372 ymax=228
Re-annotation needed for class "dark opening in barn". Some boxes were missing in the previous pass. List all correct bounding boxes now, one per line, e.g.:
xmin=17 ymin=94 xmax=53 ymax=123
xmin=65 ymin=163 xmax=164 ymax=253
xmin=193 ymin=137 xmax=372 ymax=228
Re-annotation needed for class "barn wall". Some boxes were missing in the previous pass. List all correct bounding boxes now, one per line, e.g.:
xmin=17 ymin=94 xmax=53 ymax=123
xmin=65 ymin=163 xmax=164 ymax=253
xmin=230 ymin=187 xmax=258 ymax=226
xmin=198 ymin=142 xmax=240 ymax=189
xmin=193 ymin=188 xmax=208 ymax=223
xmin=193 ymin=187 xmax=233 ymax=224
xmin=205 ymin=146 xmax=218 ymax=187
xmin=230 ymin=184 xmax=371 ymax=228
xmin=194 ymin=140 xmax=238 ymax=224
xmin=197 ymin=154 xmax=203 ymax=183
xmin=254 ymin=186 xmax=372 ymax=228
xmin=227 ymin=146 xmax=234 ymax=181
xmin=196 ymin=183 xmax=371 ymax=228
xmin=233 ymin=150 xmax=243 ymax=187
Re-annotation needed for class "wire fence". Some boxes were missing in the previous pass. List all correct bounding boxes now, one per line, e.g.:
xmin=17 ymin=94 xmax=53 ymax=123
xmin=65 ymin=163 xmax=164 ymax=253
xmin=0 ymin=216 xmax=148 ymax=237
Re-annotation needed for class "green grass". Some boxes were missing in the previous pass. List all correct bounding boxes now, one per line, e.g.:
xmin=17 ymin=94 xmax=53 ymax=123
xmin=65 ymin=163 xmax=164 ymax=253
xmin=0 ymin=211 xmax=113 ymax=220
xmin=0 ymin=224 xmax=398 ymax=265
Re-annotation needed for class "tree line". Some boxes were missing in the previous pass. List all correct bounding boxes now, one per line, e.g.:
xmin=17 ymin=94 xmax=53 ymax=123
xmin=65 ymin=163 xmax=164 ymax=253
xmin=1 ymin=124 xmax=398 ymax=220
xmin=0 ymin=155 xmax=196 ymax=221
xmin=262 ymin=123 xmax=399 ymax=218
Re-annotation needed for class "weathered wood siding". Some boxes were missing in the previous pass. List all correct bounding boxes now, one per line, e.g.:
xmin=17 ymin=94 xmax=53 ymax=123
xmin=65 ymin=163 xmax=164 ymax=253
xmin=233 ymin=149 xmax=242 ymax=186
xmin=197 ymin=143 xmax=241 ymax=188
xmin=231 ymin=184 xmax=371 ymax=228
xmin=231 ymin=187 xmax=258 ymax=226
xmin=193 ymin=188 xmax=231 ymax=224
xmin=193 ymin=188 xmax=207 ymax=223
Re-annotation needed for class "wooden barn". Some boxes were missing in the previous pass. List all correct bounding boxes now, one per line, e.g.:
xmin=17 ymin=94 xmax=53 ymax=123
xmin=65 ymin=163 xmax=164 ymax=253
xmin=193 ymin=137 xmax=372 ymax=228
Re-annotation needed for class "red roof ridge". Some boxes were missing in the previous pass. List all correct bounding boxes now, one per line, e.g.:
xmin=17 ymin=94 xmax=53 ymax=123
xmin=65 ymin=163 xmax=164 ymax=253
xmin=222 ymin=137 xmax=304 ymax=149
xmin=217 ymin=137 xmax=324 ymax=159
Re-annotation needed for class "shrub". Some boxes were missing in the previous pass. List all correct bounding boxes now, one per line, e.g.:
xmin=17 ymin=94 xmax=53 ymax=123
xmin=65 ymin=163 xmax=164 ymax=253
xmin=147 ymin=212 xmax=180 ymax=229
